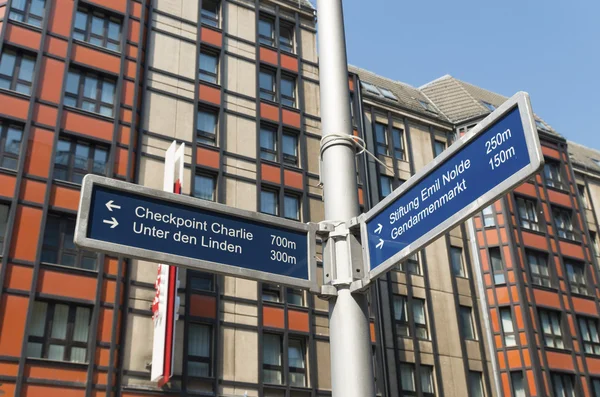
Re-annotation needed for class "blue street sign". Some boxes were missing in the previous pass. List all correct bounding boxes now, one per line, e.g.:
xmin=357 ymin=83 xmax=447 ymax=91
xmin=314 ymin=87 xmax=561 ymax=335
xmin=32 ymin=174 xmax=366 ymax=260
xmin=361 ymin=92 xmax=543 ymax=281
xmin=75 ymin=176 xmax=317 ymax=291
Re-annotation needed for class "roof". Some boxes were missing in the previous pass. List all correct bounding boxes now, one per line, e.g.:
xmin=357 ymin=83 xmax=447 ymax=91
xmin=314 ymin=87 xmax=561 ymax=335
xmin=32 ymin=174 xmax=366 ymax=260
xmin=290 ymin=0 xmax=314 ymax=10
xmin=568 ymin=140 xmax=600 ymax=175
xmin=420 ymin=75 xmax=562 ymax=138
xmin=348 ymin=65 xmax=452 ymax=125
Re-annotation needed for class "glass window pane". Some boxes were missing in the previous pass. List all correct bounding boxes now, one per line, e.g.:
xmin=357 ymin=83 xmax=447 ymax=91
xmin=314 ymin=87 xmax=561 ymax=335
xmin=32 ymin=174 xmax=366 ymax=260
xmin=30 ymin=301 xmax=48 ymax=337
xmin=197 ymin=110 xmax=217 ymax=133
xmin=73 ymin=307 xmax=90 ymax=342
xmin=0 ymin=51 xmax=16 ymax=77
xmin=259 ymin=71 xmax=274 ymax=91
xmin=26 ymin=342 xmax=43 ymax=358
xmin=421 ymin=367 xmax=434 ymax=393
xmin=83 ymin=76 xmax=98 ymax=99
xmin=51 ymin=304 xmax=69 ymax=339
xmin=66 ymin=71 xmax=80 ymax=94
xmin=70 ymin=347 xmax=87 ymax=363
xmin=48 ymin=344 xmax=65 ymax=361
xmin=261 ymin=190 xmax=277 ymax=215
xmin=5 ymin=127 xmax=23 ymax=155
xmin=501 ymin=309 xmax=514 ymax=332
xmin=15 ymin=82 xmax=31 ymax=95
xmin=512 ymin=372 xmax=526 ymax=397
xmin=288 ymin=340 xmax=304 ymax=369
xmin=413 ymin=300 xmax=426 ymax=325
xmin=282 ymin=134 xmax=297 ymax=157
xmin=108 ymin=20 xmax=120 ymax=41
xmin=190 ymin=274 xmax=213 ymax=291
xmin=263 ymin=334 xmax=281 ymax=365
xmin=188 ymin=361 xmax=210 ymax=377
xmin=284 ymin=195 xmax=299 ymax=220
xmin=200 ymin=53 xmax=218 ymax=74
xmin=93 ymin=148 xmax=107 ymax=174
xmin=263 ymin=368 xmax=282 ymax=384
xmin=289 ymin=372 xmax=305 ymax=387
xmin=194 ymin=174 xmax=215 ymax=201
xmin=281 ymin=77 xmax=294 ymax=97
xmin=260 ymin=127 xmax=276 ymax=151
xmin=11 ymin=0 xmax=26 ymax=11
xmin=258 ymin=19 xmax=273 ymax=39
xmin=469 ymin=372 xmax=483 ymax=397
xmin=75 ymin=11 xmax=87 ymax=30
xmin=91 ymin=15 xmax=104 ymax=35
xmin=18 ymin=56 xmax=35 ymax=82
xmin=400 ymin=364 xmax=415 ymax=391
xmin=101 ymin=80 xmax=115 ymax=104
xmin=30 ymin=0 xmax=45 ymax=17
xmin=188 ymin=324 xmax=211 ymax=357
xmin=74 ymin=143 xmax=90 ymax=169
xmin=99 ymin=106 xmax=113 ymax=117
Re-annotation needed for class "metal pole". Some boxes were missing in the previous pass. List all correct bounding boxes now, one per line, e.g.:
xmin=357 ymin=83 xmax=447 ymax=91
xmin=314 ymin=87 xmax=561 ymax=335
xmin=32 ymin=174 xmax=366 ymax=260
xmin=316 ymin=0 xmax=376 ymax=396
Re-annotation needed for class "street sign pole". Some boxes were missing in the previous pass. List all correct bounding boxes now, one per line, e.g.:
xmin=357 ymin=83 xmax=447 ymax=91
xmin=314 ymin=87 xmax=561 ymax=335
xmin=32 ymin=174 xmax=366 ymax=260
xmin=316 ymin=0 xmax=376 ymax=396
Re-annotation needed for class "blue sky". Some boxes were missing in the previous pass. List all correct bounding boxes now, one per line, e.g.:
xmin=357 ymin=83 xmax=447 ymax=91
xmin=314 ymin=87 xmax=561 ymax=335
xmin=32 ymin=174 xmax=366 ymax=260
xmin=319 ymin=0 xmax=600 ymax=149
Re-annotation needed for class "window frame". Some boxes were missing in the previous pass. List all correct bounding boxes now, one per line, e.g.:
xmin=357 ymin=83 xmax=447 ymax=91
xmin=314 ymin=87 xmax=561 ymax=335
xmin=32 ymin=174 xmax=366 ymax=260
xmin=526 ymin=250 xmax=552 ymax=288
xmin=0 ymin=48 xmax=36 ymax=95
xmin=27 ymin=300 xmax=91 ymax=363
xmin=551 ymin=372 xmax=576 ymax=397
xmin=565 ymin=260 xmax=589 ymax=296
xmin=73 ymin=7 xmax=122 ymax=51
xmin=187 ymin=323 xmax=213 ymax=378
xmin=64 ymin=68 xmax=116 ymax=117
xmin=198 ymin=49 xmax=219 ymax=84
xmin=592 ymin=377 xmax=600 ymax=397
xmin=433 ymin=140 xmax=445 ymax=157
xmin=259 ymin=125 xmax=278 ymax=162
xmin=259 ymin=68 xmax=276 ymax=102
xmin=282 ymin=131 xmax=298 ymax=166
xmin=578 ymin=316 xmax=600 ymax=356
xmin=500 ymin=307 xmax=517 ymax=347
xmin=553 ymin=206 xmax=579 ymax=241
xmin=413 ymin=298 xmax=429 ymax=340
xmin=278 ymin=20 xmax=295 ymax=53
xmin=481 ymin=101 xmax=496 ymax=112
xmin=482 ymin=205 xmax=495 ymax=227
xmin=280 ymin=74 xmax=296 ymax=108
xmin=391 ymin=126 xmax=405 ymax=160
xmin=188 ymin=271 xmax=214 ymax=292
xmin=399 ymin=363 xmax=416 ymax=395
xmin=200 ymin=0 xmax=220 ymax=28
xmin=258 ymin=15 xmax=275 ymax=47
xmin=283 ymin=193 xmax=300 ymax=221
xmin=450 ymin=246 xmax=466 ymax=278
xmin=379 ymin=174 xmax=393 ymax=199
xmin=41 ymin=214 xmax=98 ymax=270
xmin=260 ymin=188 xmax=278 ymax=216
xmin=9 ymin=0 xmax=45 ymax=27
xmin=511 ymin=371 xmax=526 ymax=397
xmin=262 ymin=333 xmax=283 ymax=385
xmin=197 ymin=107 xmax=218 ymax=146
xmin=53 ymin=137 xmax=109 ymax=184
xmin=469 ymin=371 xmax=484 ymax=397
xmin=287 ymin=338 xmax=307 ymax=387
xmin=540 ymin=310 xmax=565 ymax=350
xmin=489 ymin=247 xmax=505 ymax=284
xmin=459 ymin=305 xmax=476 ymax=340
xmin=374 ymin=122 xmax=389 ymax=156
xmin=0 ymin=122 xmax=24 ymax=170
xmin=194 ymin=173 xmax=216 ymax=202
xmin=398 ymin=252 xmax=421 ymax=275
xmin=516 ymin=196 xmax=541 ymax=232
xmin=544 ymin=160 xmax=566 ymax=190
xmin=262 ymin=284 xmax=282 ymax=303
xmin=0 ymin=202 xmax=10 ymax=251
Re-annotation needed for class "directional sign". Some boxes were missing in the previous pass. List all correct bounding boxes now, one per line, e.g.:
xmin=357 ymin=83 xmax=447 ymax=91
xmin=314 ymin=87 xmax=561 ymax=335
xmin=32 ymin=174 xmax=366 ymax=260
xmin=360 ymin=92 xmax=543 ymax=281
xmin=75 ymin=175 xmax=318 ymax=291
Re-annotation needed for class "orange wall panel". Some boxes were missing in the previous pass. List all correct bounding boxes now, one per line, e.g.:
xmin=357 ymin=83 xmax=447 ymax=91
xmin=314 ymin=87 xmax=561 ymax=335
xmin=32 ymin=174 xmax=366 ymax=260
xmin=263 ymin=306 xmax=284 ymax=329
xmin=197 ymin=147 xmax=220 ymax=169
xmin=127 ymin=19 xmax=140 ymax=42
xmin=39 ymin=57 xmax=65 ymax=104
xmin=0 ymin=173 xmax=16 ymax=198
xmin=572 ymin=296 xmax=597 ymax=316
xmin=495 ymin=287 xmax=509 ymax=305
xmin=261 ymin=102 xmax=279 ymax=122
xmin=97 ymin=308 xmax=115 ymax=343
xmin=547 ymin=189 xmax=572 ymax=208
xmin=122 ymin=80 xmax=135 ymax=106
xmin=560 ymin=241 xmax=584 ymax=260
xmin=189 ymin=295 xmax=216 ymax=319
xmin=115 ymin=147 xmax=128 ymax=177
xmin=0 ymin=295 xmax=29 ymax=356
xmin=282 ymin=108 xmax=301 ymax=127
xmin=261 ymin=163 xmax=280 ymax=184
xmin=126 ymin=44 xmax=138 ymax=59
xmin=288 ymin=310 xmax=309 ymax=332
xmin=259 ymin=47 xmax=277 ymax=66
xmin=547 ymin=351 xmax=574 ymax=371
xmin=25 ymin=364 xmax=87 ymax=382
xmin=87 ymin=0 xmax=126 ymax=12
xmin=0 ymin=6 xmax=5 ymax=20
xmin=370 ymin=322 xmax=376 ymax=342
xmin=105 ymin=257 xmax=119 ymax=276
xmin=48 ymin=0 xmax=74 ymax=36
xmin=45 ymin=36 xmax=68 ymax=58
xmin=199 ymin=84 xmax=221 ymax=105
xmin=102 ymin=279 xmax=117 ymax=304
xmin=62 ymin=110 xmax=113 ymax=141
xmin=484 ymin=229 xmax=499 ymax=246
xmin=25 ymin=127 xmax=53 ymax=178
xmin=118 ymin=125 xmax=131 ymax=146
xmin=522 ymin=231 xmax=548 ymax=250
xmin=201 ymin=27 xmax=222 ymax=47
xmin=281 ymin=54 xmax=298 ymax=72
xmin=72 ymin=44 xmax=120 ymax=74
xmin=131 ymin=1 xmax=142 ymax=17
xmin=33 ymin=103 xmax=58 ymax=126
xmin=514 ymin=182 xmax=537 ymax=197
xmin=95 ymin=347 xmax=110 ymax=366
xmin=527 ymin=370 xmax=537 ymax=395
xmin=6 ymin=24 xmax=41 ymax=50
xmin=4 ymin=264 xmax=33 ymax=291
xmin=284 ymin=169 xmax=303 ymax=189
xmin=120 ymin=108 xmax=132 ymax=124
xmin=0 ymin=362 xmax=18 ymax=376
xmin=38 ymin=270 xmax=96 ymax=301
xmin=542 ymin=145 xmax=560 ymax=160
xmin=50 ymin=185 xmax=80 ymax=211
xmin=0 ymin=92 xmax=29 ymax=119
xmin=10 ymin=206 xmax=42 ymax=262
xmin=506 ymin=349 xmax=522 ymax=368
xmin=21 ymin=385 xmax=85 ymax=397
xmin=125 ymin=60 xmax=136 ymax=78
xmin=587 ymin=357 xmax=600 ymax=374
xmin=348 ymin=77 xmax=354 ymax=91
xmin=533 ymin=288 xmax=561 ymax=309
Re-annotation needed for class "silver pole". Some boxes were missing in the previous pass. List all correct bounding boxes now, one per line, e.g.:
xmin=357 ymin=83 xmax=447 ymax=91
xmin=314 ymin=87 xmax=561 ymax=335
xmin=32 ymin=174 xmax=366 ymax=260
xmin=316 ymin=0 xmax=376 ymax=396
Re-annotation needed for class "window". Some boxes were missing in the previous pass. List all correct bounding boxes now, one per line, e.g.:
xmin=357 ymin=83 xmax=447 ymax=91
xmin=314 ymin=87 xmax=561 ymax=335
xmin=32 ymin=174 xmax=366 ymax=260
xmin=54 ymin=138 xmax=108 ymax=184
xmin=419 ymin=99 xmax=437 ymax=114
xmin=288 ymin=339 xmax=306 ymax=386
xmin=393 ymin=295 xmax=409 ymax=337
xmin=578 ymin=316 xmax=600 ymax=355
xmin=544 ymin=160 xmax=565 ymax=189
xmin=283 ymin=194 xmax=299 ymax=220
xmin=286 ymin=288 xmax=303 ymax=306
xmin=9 ymin=0 xmax=45 ymax=27
xmin=459 ymin=306 xmax=476 ymax=340
xmin=591 ymin=231 xmax=599 ymax=256
xmin=73 ymin=8 xmax=121 ymax=51
xmin=200 ymin=0 xmax=219 ymax=27
xmin=399 ymin=363 xmax=416 ymax=395
xmin=194 ymin=174 xmax=215 ymax=201
xmin=380 ymin=88 xmax=397 ymax=101
xmin=258 ymin=16 xmax=275 ymax=47
xmin=361 ymin=81 xmax=382 ymax=96
xmin=197 ymin=108 xmax=218 ymax=146
xmin=536 ymin=120 xmax=549 ymax=131
xmin=199 ymin=51 xmax=218 ymax=84
xmin=399 ymin=253 xmax=420 ymax=275
xmin=260 ymin=189 xmax=278 ymax=216
xmin=259 ymin=69 xmax=276 ymax=102
xmin=421 ymin=365 xmax=435 ymax=396
xmin=578 ymin=184 xmax=589 ymax=208
xmin=188 ymin=324 xmax=212 ymax=377
xmin=450 ymin=246 xmax=466 ymax=278
xmin=517 ymin=197 xmax=540 ymax=231
xmin=64 ymin=69 xmax=116 ymax=117
xmin=551 ymin=373 xmax=575 ymax=397
xmin=0 ymin=123 xmax=23 ymax=170
xmin=374 ymin=123 xmax=388 ymax=156
xmin=282 ymin=132 xmax=298 ymax=166
xmin=262 ymin=284 xmax=281 ymax=302
xmin=481 ymin=101 xmax=496 ymax=112
xmin=553 ymin=207 xmax=578 ymax=241
xmin=592 ymin=378 xmax=600 ymax=397
xmin=280 ymin=75 xmax=296 ymax=107
xmin=565 ymin=260 xmax=588 ymax=295
xmin=189 ymin=271 xmax=214 ymax=292
xmin=27 ymin=301 xmax=91 ymax=363
xmin=482 ymin=205 xmax=495 ymax=227
xmin=0 ymin=49 xmax=35 ymax=95
xmin=279 ymin=22 xmax=294 ymax=53
xmin=527 ymin=250 xmax=552 ymax=288
xmin=511 ymin=371 xmax=526 ymax=397
xmin=540 ymin=310 xmax=564 ymax=349
xmin=0 ymin=203 xmax=8 ymax=249
xmin=263 ymin=334 xmax=282 ymax=384
xmin=500 ymin=307 xmax=516 ymax=347
xmin=260 ymin=125 xmax=277 ymax=161
xmin=391 ymin=127 xmax=405 ymax=160
xmin=469 ymin=371 xmax=484 ymax=397
xmin=379 ymin=175 xmax=393 ymax=198
xmin=489 ymin=248 xmax=505 ymax=284
xmin=413 ymin=298 xmax=428 ymax=339
xmin=42 ymin=215 xmax=98 ymax=270
xmin=433 ymin=140 xmax=445 ymax=157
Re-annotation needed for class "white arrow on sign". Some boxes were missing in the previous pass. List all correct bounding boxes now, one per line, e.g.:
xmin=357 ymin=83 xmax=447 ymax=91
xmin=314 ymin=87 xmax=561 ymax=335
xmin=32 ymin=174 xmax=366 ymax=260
xmin=103 ymin=217 xmax=119 ymax=229
xmin=105 ymin=200 xmax=121 ymax=212
xmin=376 ymin=239 xmax=384 ymax=249
xmin=374 ymin=223 xmax=383 ymax=234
